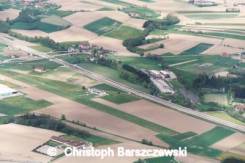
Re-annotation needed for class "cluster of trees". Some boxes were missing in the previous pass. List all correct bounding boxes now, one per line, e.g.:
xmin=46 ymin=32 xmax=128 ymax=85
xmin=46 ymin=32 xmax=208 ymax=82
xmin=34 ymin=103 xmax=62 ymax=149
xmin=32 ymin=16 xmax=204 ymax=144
xmin=222 ymin=157 xmax=245 ymax=163
xmin=192 ymin=74 xmax=245 ymax=99
xmin=14 ymin=8 xmax=42 ymax=23
xmin=121 ymin=64 xmax=160 ymax=95
xmin=97 ymin=58 xmax=118 ymax=69
xmin=143 ymin=14 xmax=180 ymax=30
xmin=9 ymin=31 xmax=73 ymax=51
xmin=192 ymin=74 xmax=229 ymax=90
xmin=232 ymin=85 xmax=245 ymax=99
xmin=9 ymin=114 xmax=92 ymax=139
xmin=123 ymin=14 xmax=179 ymax=54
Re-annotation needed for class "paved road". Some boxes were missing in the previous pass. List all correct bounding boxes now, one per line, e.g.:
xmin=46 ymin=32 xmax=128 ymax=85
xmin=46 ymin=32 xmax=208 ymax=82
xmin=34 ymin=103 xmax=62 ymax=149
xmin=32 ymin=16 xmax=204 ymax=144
xmin=1 ymin=34 xmax=244 ymax=133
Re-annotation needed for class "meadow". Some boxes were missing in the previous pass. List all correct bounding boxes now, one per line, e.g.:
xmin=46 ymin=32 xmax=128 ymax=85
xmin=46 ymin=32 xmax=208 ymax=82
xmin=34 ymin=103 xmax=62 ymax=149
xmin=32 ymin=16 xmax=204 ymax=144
xmin=181 ymin=43 xmax=213 ymax=55
xmin=157 ymin=126 xmax=235 ymax=158
xmin=0 ymin=96 xmax=52 ymax=116
xmin=84 ymin=17 xmax=122 ymax=35
xmin=105 ymin=25 xmax=143 ymax=40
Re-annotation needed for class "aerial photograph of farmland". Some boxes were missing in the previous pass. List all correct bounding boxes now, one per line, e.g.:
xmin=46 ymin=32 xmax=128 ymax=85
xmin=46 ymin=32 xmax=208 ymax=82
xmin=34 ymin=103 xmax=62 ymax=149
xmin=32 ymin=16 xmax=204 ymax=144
xmin=0 ymin=0 xmax=245 ymax=162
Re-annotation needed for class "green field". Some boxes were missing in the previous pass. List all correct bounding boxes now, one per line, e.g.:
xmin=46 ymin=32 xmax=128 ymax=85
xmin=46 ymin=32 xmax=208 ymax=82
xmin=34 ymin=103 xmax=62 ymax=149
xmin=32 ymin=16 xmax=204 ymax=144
xmin=157 ymin=126 xmax=235 ymax=158
xmin=122 ymin=6 xmax=160 ymax=19
xmin=136 ymin=157 xmax=177 ymax=163
xmin=0 ymin=96 xmax=52 ymax=116
xmin=105 ymin=25 xmax=143 ymax=40
xmin=172 ymin=131 xmax=197 ymax=140
xmin=30 ymin=45 xmax=53 ymax=52
xmin=174 ymin=55 xmax=242 ymax=75
xmin=40 ymin=15 xmax=71 ymax=27
xmin=84 ymin=17 xmax=122 ymax=35
xmin=186 ymin=126 xmax=234 ymax=147
xmin=181 ymin=43 xmax=213 ymax=55
xmin=0 ymin=59 xmax=61 ymax=72
xmin=203 ymin=93 xmax=229 ymax=106
xmin=79 ymin=62 xmax=149 ymax=92
xmin=183 ymin=13 xmax=238 ymax=20
xmin=93 ymin=83 xmax=140 ymax=104
xmin=11 ymin=16 xmax=71 ymax=33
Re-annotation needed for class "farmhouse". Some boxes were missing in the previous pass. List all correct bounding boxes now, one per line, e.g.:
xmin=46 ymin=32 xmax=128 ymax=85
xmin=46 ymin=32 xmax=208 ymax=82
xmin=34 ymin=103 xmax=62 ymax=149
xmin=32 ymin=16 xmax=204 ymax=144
xmin=51 ymin=136 xmax=92 ymax=149
xmin=0 ymin=84 xmax=20 ymax=99
xmin=79 ymin=41 xmax=91 ymax=52
xmin=148 ymin=70 xmax=175 ymax=94
xmin=234 ymin=104 xmax=245 ymax=112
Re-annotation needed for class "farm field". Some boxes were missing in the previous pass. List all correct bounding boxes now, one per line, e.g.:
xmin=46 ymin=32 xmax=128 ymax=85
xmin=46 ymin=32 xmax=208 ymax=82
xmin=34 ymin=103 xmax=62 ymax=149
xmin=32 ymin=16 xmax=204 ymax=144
xmin=140 ymin=33 xmax=220 ymax=55
xmin=0 ymin=0 xmax=245 ymax=162
xmin=11 ymin=15 xmax=71 ymax=33
xmin=49 ymin=26 xmax=97 ymax=42
xmin=211 ymin=133 xmax=245 ymax=152
xmin=105 ymin=25 xmax=143 ymax=40
xmin=0 ymin=96 xmax=52 ymax=116
xmin=0 ymin=70 xmax=168 ymax=145
xmin=49 ymin=0 xmax=104 ymax=11
xmin=0 ymin=123 xmax=62 ymax=162
xmin=30 ymin=45 xmax=52 ymax=52
xmin=207 ymin=111 xmax=245 ymax=125
xmin=157 ymin=126 xmax=236 ymax=158
xmin=0 ymin=8 xmax=19 ymax=21
xmin=84 ymin=17 xmax=122 ymax=35
xmin=94 ymin=98 xmax=215 ymax=134
xmin=203 ymin=93 xmax=229 ymax=106
xmin=41 ymin=67 xmax=98 ymax=87
xmin=93 ymin=83 xmax=140 ymax=104
xmin=181 ymin=43 xmax=214 ymax=55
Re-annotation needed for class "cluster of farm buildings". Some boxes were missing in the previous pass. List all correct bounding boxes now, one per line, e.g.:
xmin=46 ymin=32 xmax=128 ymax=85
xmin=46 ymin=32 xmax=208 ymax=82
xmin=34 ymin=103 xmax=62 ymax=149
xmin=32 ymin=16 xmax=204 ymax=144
xmin=148 ymin=70 xmax=176 ymax=94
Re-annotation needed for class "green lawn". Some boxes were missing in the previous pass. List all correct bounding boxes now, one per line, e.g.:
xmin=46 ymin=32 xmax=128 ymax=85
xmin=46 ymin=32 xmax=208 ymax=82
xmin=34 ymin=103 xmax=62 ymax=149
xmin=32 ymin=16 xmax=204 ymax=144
xmin=84 ymin=17 xmax=122 ymax=35
xmin=105 ymin=25 xmax=143 ymax=40
xmin=93 ymin=83 xmax=140 ymax=104
xmin=0 ymin=96 xmax=52 ymax=116
xmin=181 ymin=43 xmax=213 ymax=55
